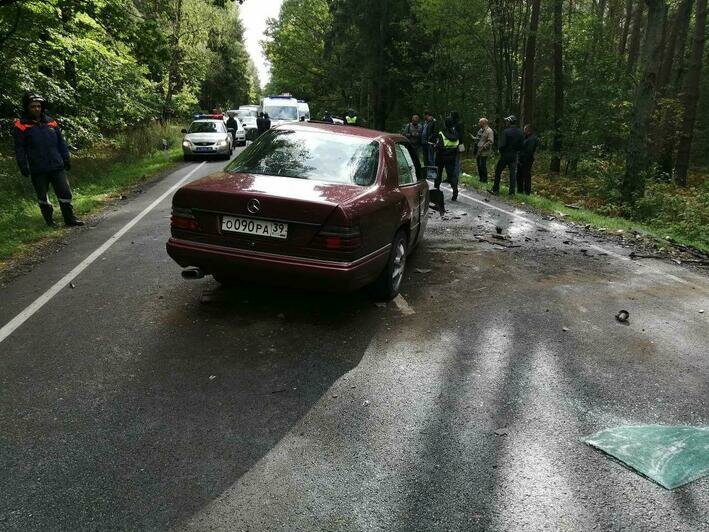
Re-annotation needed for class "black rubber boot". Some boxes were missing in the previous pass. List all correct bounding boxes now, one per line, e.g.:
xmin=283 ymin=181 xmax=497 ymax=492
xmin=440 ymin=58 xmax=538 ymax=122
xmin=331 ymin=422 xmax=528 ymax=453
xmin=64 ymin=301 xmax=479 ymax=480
xmin=40 ymin=203 xmax=57 ymax=228
xmin=59 ymin=202 xmax=84 ymax=227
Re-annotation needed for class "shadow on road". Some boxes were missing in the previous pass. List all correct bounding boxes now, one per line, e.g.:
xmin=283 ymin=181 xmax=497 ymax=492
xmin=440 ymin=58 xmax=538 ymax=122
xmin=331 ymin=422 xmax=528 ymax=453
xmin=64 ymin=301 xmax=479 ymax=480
xmin=0 ymin=281 xmax=382 ymax=530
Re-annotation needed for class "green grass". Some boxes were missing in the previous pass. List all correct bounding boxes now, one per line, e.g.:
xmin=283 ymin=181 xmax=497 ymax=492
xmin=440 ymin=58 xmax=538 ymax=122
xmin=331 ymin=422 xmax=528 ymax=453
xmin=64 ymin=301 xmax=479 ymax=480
xmin=458 ymin=164 xmax=709 ymax=254
xmin=0 ymin=133 xmax=182 ymax=263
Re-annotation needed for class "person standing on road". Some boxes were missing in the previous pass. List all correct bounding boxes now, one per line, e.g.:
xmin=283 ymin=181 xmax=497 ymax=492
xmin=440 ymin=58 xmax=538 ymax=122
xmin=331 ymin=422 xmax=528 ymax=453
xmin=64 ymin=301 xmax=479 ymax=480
xmin=474 ymin=117 xmax=494 ymax=183
xmin=434 ymin=117 xmax=460 ymax=201
xmin=517 ymin=124 xmax=540 ymax=195
xmin=491 ymin=115 xmax=524 ymax=195
xmin=421 ymin=111 xmax=438 ymax=167
xmin=13 ymin=93 xmax=83 ymax=227
xmin=402 ymin=114 xmax=423 ymax=160
xmin=256 ymin=112 xmax=271 ymax=136
xmin=226 ymin=112 xmax=238 ymax=141
xmin=450 ymin=110 xmax=465 ymax=180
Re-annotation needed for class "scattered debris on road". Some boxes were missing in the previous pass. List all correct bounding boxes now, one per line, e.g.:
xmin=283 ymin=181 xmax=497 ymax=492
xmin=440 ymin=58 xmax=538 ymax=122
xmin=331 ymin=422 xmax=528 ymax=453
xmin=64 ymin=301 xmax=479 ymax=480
xmin=494 ymin=428 xmax=510 ymax=436
xmin=615 ymin=310 xmax=630 ymax=324
xmin=562 ymin=327 xmax=569 ymax=332
xmin=209 ymin=375 xmax=216 ymax=380
xmin=414 ymin=268 xmax=432 ymax=274
xmin=583 ymin=425 xmax=709 ymax=489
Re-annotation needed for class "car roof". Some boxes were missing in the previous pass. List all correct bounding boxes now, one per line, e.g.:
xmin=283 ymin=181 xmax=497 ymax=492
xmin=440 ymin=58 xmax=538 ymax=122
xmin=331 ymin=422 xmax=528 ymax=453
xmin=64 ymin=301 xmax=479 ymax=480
xmin=274 ymin=121 xmax=395 ymax=141
xmin=190 ymin=119 xmax=223 ymax=125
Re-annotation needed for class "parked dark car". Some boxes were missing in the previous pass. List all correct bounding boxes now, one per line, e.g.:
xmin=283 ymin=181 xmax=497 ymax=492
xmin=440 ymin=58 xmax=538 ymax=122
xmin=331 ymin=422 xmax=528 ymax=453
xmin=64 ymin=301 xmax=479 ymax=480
xmin=166 ymin=122 xmax=428 ymax=299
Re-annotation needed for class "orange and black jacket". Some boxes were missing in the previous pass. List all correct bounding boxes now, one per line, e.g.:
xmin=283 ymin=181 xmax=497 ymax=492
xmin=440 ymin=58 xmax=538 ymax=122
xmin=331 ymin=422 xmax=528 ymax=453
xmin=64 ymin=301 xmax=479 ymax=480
xmin=13 ymin=114 xmax=70 ymax=176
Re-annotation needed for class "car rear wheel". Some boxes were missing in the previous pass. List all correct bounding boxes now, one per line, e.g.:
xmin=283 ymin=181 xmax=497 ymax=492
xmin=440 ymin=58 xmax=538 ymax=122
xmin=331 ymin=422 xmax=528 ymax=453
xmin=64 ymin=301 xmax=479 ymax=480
xmin=369 ymin=230 xmax=407 ymax=301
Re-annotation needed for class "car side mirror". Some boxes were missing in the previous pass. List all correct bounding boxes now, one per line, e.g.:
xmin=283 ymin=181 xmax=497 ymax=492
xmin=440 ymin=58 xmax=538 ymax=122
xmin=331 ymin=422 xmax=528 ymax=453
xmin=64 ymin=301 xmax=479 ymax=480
xmin=181 ymin=128 xmax=187 ymax=134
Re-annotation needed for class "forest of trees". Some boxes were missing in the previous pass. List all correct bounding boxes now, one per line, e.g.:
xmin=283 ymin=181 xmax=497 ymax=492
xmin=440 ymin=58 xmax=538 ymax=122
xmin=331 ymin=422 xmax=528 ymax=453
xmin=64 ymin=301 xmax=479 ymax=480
xmin=264 ymin=0 xmax=709 ymax=203
xmin=0 ymin=0 xmax=260 ymax=145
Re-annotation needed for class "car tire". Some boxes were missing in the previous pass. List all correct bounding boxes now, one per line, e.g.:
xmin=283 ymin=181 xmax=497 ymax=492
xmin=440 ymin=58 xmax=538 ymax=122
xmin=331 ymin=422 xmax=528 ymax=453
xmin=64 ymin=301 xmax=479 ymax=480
xmin=183 ymin=154 xmax=192 ymax=162
xmin=369 ymin=230 xmax=408 ymax=301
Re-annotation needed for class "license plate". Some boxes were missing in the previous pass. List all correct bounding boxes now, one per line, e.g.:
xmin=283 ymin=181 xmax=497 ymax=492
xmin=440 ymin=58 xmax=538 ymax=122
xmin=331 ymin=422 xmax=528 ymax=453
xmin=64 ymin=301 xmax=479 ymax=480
xmin=221 ymin=216 xmax=288 ymax=239
xmin=195 ymin=147 xmax=214 ymax=152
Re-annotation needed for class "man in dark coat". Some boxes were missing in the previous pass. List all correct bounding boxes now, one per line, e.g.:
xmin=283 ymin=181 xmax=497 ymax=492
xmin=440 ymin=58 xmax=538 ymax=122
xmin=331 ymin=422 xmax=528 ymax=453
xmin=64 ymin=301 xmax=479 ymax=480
xmin=517 ymin=124 xmax=540 ymax=194
xmin=450 ymin=110 xmax=465 ymax=180
xmin=491 ymin=115 xmax=524 ymax=195
xmin=256 ymin=112 xmax=271 ymax=136
xmin=226 ymin=113 xmax=239 ymax=134
xmin=434 ymin=117 xmax=460 ymax=201
xmin=13 ymin=93 xmax=83 ymax=227
xmin=421 ymin=111 xmax=438 ymax=167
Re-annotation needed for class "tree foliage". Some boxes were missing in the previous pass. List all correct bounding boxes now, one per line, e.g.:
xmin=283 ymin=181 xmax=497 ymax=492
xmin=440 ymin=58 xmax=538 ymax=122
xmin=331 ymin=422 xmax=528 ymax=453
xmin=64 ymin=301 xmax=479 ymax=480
xmin=264 ymin=0 xmax=709 ymax=199
xmin=0 ymin=0 xmax=259 ymax=145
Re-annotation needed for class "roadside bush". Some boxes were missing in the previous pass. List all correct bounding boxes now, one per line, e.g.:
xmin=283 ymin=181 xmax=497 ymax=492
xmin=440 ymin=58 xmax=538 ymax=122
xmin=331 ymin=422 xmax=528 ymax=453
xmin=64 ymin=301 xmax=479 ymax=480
xmin=116 ymin=121 xmax=183 ymax=158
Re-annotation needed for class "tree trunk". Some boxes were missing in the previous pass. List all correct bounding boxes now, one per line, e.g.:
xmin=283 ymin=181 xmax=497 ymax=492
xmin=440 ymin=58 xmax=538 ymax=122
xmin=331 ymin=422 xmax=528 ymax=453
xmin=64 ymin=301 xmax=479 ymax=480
xmin=674 ymin=0 xmax=707 ymax=185
xmin=672 ymin=0 xmax=694 ymax=87
xmin=59 ymin=1 xmax=77 ymax=89
xmin=622 ymin=0 xmax=668 ymax=203
xmin=163 ymin=0 xmax=183 ymax=120
xmin=520 ymin=0 xmax=541 ymax=127
xmin=655 ymin=0 xmax=693 ymax=175
xmin=626 ymin=1 xmax=645 ymax=77
xmin=550 ymin=0 xmax=564 ymax=173
xmin=618 ymin=0 xmax=633 ymax=57
xmin=657 ymin=0 xmax=690 ymax=89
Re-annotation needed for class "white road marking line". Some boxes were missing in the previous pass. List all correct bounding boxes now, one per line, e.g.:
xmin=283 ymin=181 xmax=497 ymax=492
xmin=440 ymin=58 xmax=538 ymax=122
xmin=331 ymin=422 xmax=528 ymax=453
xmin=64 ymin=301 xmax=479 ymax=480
xmin=430 ymin=181 xmax=692 ymax=285
xmin=393 ymin=294 xmax=415 ymax=316
xmin=0 ymin=162 xmax=206 ymax=346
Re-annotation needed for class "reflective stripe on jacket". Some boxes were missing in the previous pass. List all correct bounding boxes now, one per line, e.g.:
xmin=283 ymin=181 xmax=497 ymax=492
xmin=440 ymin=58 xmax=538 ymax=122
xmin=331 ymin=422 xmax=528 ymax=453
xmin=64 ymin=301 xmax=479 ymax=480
xmin=13 ymin=114 xmax=69 ymax=175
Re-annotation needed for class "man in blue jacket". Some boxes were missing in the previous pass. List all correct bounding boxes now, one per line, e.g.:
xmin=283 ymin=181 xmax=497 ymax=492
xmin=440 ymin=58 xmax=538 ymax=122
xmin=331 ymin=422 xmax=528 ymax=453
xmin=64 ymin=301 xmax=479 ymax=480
xmin=13 ymin=93 xmax=83 ymax=227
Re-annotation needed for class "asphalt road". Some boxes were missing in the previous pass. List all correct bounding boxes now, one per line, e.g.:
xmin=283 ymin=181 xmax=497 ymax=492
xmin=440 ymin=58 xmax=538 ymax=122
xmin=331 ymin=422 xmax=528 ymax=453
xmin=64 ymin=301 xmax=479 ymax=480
xmin=0 ymin=152 xmax=707 ymax=531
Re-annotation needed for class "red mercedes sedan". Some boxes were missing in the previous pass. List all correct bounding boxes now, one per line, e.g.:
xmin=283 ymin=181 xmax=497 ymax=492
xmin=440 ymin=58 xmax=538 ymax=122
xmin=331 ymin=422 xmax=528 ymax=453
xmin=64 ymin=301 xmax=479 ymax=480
xmin=166 ymin=122 xmax=428 ymax=299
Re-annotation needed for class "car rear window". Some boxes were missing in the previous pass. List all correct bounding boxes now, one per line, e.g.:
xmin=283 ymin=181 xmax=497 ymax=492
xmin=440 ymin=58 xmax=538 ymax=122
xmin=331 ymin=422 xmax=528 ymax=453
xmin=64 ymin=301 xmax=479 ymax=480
xmin=226 ymin=129 xmax=380 ymax=186
xmin=263 ymin=105 xmax=298 ymax=121
xmin=189 ymin=121 xmax=223 ymax=133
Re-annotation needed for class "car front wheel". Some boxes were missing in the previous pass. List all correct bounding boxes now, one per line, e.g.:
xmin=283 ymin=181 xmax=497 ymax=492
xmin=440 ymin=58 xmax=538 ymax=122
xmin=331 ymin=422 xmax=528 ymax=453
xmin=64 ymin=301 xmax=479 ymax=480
xmin=370 ymin=230 xmax=407 ymax=301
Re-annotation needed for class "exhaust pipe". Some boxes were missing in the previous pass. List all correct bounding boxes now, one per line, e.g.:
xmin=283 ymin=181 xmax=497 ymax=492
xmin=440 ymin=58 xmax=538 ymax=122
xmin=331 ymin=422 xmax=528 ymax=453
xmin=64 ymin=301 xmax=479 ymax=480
xmin=181 ymin=267 xmax=205 ymax=280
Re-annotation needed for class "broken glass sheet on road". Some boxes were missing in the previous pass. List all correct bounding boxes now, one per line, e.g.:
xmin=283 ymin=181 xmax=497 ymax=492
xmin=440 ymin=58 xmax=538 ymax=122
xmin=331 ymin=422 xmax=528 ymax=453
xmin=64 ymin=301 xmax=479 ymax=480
xmin=583 ymin=425 xmax=709 ymax=489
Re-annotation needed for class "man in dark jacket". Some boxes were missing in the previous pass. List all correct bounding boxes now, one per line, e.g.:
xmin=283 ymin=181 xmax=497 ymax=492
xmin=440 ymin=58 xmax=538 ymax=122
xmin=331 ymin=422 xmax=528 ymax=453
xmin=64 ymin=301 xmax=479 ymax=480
xmin=421 ymin=111 xmax=437 ymax=167
xmin=256 ymin=112 xmax=271 ymax=136
xmin=226 ymin=113 xmax=239 ymax=136
xmin=450 ymin=111 xmax=465 ymax=180
xmin=13 ymin=93 xmax=83 ymax=227
xmin=517 ymin=124 xmax=539 ymax=194
xmin=434 ymin=118 xmax=460 ymax=201
xmin=491 ymin=115 xmax=524 ymax=195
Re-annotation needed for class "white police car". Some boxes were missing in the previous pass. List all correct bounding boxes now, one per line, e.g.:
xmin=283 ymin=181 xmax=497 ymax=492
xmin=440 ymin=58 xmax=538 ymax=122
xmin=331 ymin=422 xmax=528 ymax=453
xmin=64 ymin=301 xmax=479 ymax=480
xmin=181 ymin=118 xmax=233 ymax=161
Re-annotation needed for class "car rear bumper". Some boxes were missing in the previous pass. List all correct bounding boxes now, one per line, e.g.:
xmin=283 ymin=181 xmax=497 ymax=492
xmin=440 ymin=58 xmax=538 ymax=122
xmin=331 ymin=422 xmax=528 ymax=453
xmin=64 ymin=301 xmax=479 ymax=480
xmin=166 ymin=237 xmax=390 ymax=291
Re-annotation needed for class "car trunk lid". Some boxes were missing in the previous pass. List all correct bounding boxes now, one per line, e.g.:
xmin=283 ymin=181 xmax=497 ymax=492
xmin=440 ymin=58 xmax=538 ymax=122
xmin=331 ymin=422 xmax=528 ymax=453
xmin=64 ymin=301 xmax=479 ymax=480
xmin=173 ymin=172 xmax=367 ymax=257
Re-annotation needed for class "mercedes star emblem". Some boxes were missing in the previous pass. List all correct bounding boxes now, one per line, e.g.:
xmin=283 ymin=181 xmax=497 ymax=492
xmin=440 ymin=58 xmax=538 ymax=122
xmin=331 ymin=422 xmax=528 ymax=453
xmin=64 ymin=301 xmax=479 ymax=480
xmin=247 ymin=198 xmax=261 ymax=214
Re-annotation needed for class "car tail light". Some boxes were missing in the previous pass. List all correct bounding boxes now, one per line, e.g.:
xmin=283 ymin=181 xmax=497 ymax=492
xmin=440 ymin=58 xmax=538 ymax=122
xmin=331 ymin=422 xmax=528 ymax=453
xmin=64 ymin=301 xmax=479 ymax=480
xmin=312 ymin=225 xmax=362 ymax=251
xmin=171 ymin=207 xmax=199 ymax=231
